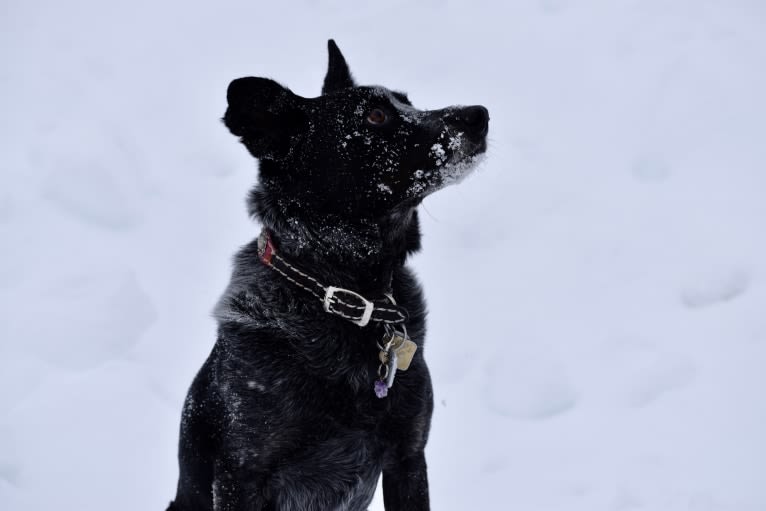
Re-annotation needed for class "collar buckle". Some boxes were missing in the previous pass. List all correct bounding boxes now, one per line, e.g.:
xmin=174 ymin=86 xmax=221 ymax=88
xmin=323 ymin=286 xmax=374 ymax=327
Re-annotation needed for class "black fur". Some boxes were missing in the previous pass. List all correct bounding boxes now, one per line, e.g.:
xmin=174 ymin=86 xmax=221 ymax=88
xmin=168 ymin=40 xmax=489 ymax=511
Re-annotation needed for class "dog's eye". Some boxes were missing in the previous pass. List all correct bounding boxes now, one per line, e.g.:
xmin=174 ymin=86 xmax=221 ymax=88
xmin=366 ymin=108 xmax=387 ymax=125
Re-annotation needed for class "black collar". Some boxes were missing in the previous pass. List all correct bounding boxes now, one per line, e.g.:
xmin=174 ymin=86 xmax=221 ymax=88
xmin=256 ymin=229 xmax=409 ymax=327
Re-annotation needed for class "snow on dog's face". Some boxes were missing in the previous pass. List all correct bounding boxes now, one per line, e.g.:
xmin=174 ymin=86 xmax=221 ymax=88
xmin=223 ymin=40 xmax=488 ymax=217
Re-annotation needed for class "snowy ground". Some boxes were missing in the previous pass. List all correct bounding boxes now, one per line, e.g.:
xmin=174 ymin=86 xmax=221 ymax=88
xmin=2 ymin=1 xmax=765 ymax=510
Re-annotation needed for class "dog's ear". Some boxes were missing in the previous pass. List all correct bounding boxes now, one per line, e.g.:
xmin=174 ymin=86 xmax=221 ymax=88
xmin=224 ymin=77 xmax=306 ymax=159
xmin=322 ymin=39 xmax=356 ymax=94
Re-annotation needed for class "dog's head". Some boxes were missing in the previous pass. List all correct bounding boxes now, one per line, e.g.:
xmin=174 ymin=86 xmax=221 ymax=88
xmin=224 ymin=40 xmax=488 ymax=217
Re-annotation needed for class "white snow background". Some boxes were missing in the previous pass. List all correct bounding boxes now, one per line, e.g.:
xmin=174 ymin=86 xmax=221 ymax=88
xmin=2 ymin=0 xmax=765 ymax=509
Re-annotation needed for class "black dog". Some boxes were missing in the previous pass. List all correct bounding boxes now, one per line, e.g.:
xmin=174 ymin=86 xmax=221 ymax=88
xmin=168 ymin=40 xmax=488 ymax=511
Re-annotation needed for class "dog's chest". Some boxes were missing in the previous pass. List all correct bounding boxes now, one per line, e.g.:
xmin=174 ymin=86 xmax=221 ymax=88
xmin=217 ymin=324 xmax=404 ymax=428
xmin=215 ymin=347 xmax=390 ymax=510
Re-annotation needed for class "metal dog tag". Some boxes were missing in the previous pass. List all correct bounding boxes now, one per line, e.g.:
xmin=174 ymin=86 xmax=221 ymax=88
xmin=394 ymin=339 xmax=418 ymax=371
xmin=387 ymin=332 xmax=417 ymax=371
xmin=386 ymin=349 xmax=398 ymax=388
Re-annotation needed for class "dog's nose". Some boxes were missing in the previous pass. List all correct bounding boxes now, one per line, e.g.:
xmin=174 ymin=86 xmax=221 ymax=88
xmin=446 ymin=105 xmax=489 ymax=137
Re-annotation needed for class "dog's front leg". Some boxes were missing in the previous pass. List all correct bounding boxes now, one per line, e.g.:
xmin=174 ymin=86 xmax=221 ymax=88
xmin=213 ymin=464 xmax=273 ymax=511
xmin=382 ymin=451 xmax=430 ymax=510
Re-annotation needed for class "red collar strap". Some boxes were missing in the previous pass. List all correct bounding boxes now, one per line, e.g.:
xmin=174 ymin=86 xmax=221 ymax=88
xmin=256 ymin=229 xmax=408 ymax=327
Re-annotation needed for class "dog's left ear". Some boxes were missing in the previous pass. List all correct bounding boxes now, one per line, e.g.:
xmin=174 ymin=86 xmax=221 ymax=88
xmin=322 ymin=39 xmax=356 ymax=94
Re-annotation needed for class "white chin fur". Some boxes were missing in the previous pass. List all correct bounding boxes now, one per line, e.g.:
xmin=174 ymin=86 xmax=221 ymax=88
xmin=438 ymin=151 xmax=486 ymax=188
xmin=404 ymin=151 xmax=486 ymax=198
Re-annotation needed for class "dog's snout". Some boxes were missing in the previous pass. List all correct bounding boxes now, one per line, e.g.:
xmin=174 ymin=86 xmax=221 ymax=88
xmin=446 ymin=105 xmax=489 ymax=137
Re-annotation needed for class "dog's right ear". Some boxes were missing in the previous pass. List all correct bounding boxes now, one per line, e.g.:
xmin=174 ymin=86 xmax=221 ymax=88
xmin=223 ymin=77 xmax=305 ymax=159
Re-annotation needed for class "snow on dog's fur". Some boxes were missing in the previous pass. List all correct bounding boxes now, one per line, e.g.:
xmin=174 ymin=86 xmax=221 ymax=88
xmin=167 ymin=40 xmax=488 ymax=511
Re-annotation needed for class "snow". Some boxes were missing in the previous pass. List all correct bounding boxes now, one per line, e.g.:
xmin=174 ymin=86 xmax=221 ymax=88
xmin=430 ymin=143 xmax=445 ymax=166
xmin=2 ymin=1 xmax=766 ymax=510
